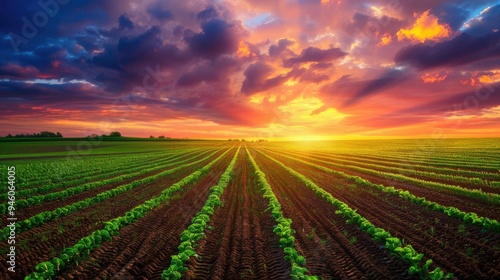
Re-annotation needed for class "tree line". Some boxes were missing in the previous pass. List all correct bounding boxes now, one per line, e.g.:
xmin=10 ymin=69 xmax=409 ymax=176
xmin=6 ymin=131 xmax=63 ymax=138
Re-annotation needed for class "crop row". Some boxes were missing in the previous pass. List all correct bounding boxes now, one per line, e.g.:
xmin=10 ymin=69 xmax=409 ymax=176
xmin=265 ymin=149 xmax=500 ymax=205
xmin=11 ymin=150 xmax=186 ymax=190
xmin=161 ymin=146 xmax=240 ymax=279
xmin=0 ymin=149 xmax=221 ymax=241
xmin=285 ymin=149 xmax=496 ymax=187
xmin=0 ymin=149 xmax=212 ymax=213
xmin=24 ymin=148 xmax=232 ymax=279
xmin=259 ymin=151 xmax=453 ymax=279
xmin=260 ymin=150 xmax=500 ymax=233
xmin=1 ymin=149 xmax=200 ymax=200
xmin=247 ymin=148 xmax=317 ymax=280
xmin=309 ymin=152 xmax=500 ymax=181
xmin=337 ymin=152 xmax=500 ymax=172
xmin=6 ymin=149 xmax=197 ymax=192
xmin=276 ymin=144 xmax=500 ymax=173
xmin=0 ymin=151 xmax=170 ymax=187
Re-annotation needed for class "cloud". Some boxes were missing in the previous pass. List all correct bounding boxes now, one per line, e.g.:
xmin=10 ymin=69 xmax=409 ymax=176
xmin=240 ymin=62 xmax=274 ymax=95
xmin=146 ymin=2 xmax=174 ymax=22
xmin=421 ymin=71 xmax=447 ymax=83
xmin=197 ymin=5 xmax=220 ymax=22
xmin=396 ymin=10 xmax=452 ymax=43
xmin=0 ymin=0 xmax=499 ymax=138
xmin=430 ymin=3 xmax=471 ymax=31
xmin=268 ymin=38 xmax=295 ymax=57
xmin=342 ymin=70 xmax=409 ymax=107
xmin=462 ymin=5 xmax=500 ymax=36
xmin=377 ymin=33 xmax=392 ymax=46
xmin=395 ymin=31 xmax=500 ymax=69
xmin=400 ymin=82 xmax=500 ymax=115
xmin=119 ymin=14 xmax=134 ymax=30
xmin=117 ymin=25 xmax=162 ymax=66
xmin=187 ymin=19 xmax=245 ymax=60
xmin=176 ymin=56 xmax=241 ymax=87
xmin=283 ymin=46 xmax=346 ymax=66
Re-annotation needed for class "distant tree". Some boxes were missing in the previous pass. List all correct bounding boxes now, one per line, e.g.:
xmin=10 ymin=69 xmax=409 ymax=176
xmin=241 ymin=139 xmax=246 ymax=142
xmin=40 ymin=131 xmax=58 ymax=137
xmin=6 ymin=134 xmax=13 ymax=138
xmin=56 ymin=132 xmax=63 ymax=137
xmin=150 ymin=135 xmax=155 ymax=138
xmin=109 ymin=131 xmax=122 ymax=137
xmin=13 ymin=131 xmax=62 ymax=138
xmin=158 ymin=135 xmax=165 ymax=139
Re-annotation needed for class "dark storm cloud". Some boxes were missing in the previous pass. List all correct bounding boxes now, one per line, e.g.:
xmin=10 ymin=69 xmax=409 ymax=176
xmin=283 ymin=46 xmax=346 ymax=67
xmin=431 ymin=3 xmax=471 ymax=31
xmin=1 ymin=0 xmax=127 ymax=50
xmin=34 ymin=45 xmax=67 ymax=58
xmin=395 ymin=31 xmax=500 ymax=70
xmin=187 ymin=19 xmax=244 ymax=60
xmin=197 ymin=5 xmax=219 ymax=22
xmin=0 ymin=79 xmax=106 ymax=106
xmin=119 ymin=14 xmax=134 ymax=30
xmin=176 ymin=56 xmax=241 ymax=87
xmin=464 ymin=4 xmax=500 ymax=35
xmin=0 ymin=63 xmax=39 ymax=79
xmin=146 ymin=2 xmax=174 ymax=22
xmin=117 ymin=25 xmax=162 ymax=65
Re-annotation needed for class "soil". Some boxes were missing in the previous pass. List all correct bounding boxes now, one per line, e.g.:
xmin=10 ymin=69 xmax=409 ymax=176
xmin=260 ymin=148 xmax=500 ymax=279
xmin=185 ymin=148 xmax=290 ymax=279
xmin=0 ymin=150 xmax=226 ymax=278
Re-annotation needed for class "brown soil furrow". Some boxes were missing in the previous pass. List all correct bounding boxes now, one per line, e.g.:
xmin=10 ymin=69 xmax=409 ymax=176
xmin=293 ymin=150 xmax=500 ymax=180
xmin=17 ymin=152 xmax=170 ymax=192
xmin=16 ymin=150 xmax=207 ymax=220
xmin=271 ymin=149 xmax=500 ymax=221
xmin=54 ymin=149 xmax=233 ymax=279
xmin=263 ymin=150 xmax=500 ymax=279
xmin=0 ymin=151 xmax=224 ymax=278
xmin=252 ymin=149 xmax=412 ymax=280
xmin=293 ymin=152 xmax=500 ymax=194
xmin=186 ymin=148 xmax=289 ymax=280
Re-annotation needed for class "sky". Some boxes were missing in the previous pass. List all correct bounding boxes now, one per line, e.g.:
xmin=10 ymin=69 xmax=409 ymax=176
xmin=0 ymin=0 xmax=499 ymax=140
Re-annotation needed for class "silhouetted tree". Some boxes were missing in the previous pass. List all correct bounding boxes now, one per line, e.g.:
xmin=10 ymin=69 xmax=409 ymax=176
xmin=109 ymin=131 xmax=122 ymax=137
xmin=13 ymin=131 xmax=62 ymax=138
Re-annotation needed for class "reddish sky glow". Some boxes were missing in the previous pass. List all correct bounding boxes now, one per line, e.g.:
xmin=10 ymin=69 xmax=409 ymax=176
xmin=1 ymin=0 xmax=499 ymax=140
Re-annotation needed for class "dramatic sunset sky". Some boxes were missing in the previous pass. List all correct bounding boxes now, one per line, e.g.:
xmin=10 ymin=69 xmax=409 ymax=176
xmin=1 ymin=0 xmax=499 ymax=140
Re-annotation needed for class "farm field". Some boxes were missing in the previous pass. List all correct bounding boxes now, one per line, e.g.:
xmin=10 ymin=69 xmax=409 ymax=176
xmin=1 ymin=139 xmax=499 ymax=279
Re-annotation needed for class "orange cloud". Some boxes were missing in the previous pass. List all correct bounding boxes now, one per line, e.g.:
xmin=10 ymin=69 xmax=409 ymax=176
xmin=377 ymin=33 xmax=392 ymax=46
xmin=421 ymin=72 xmax=447 ymax=83
xmin=321 ymin=0 xmax=340 ymax=5
xmin=396 ymin=10 xmax=451 ymax=43
xmin=460 ymin=71 xmax=500 ymax=86
xmin=236 ymin=41 xmax=256 ymax=58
